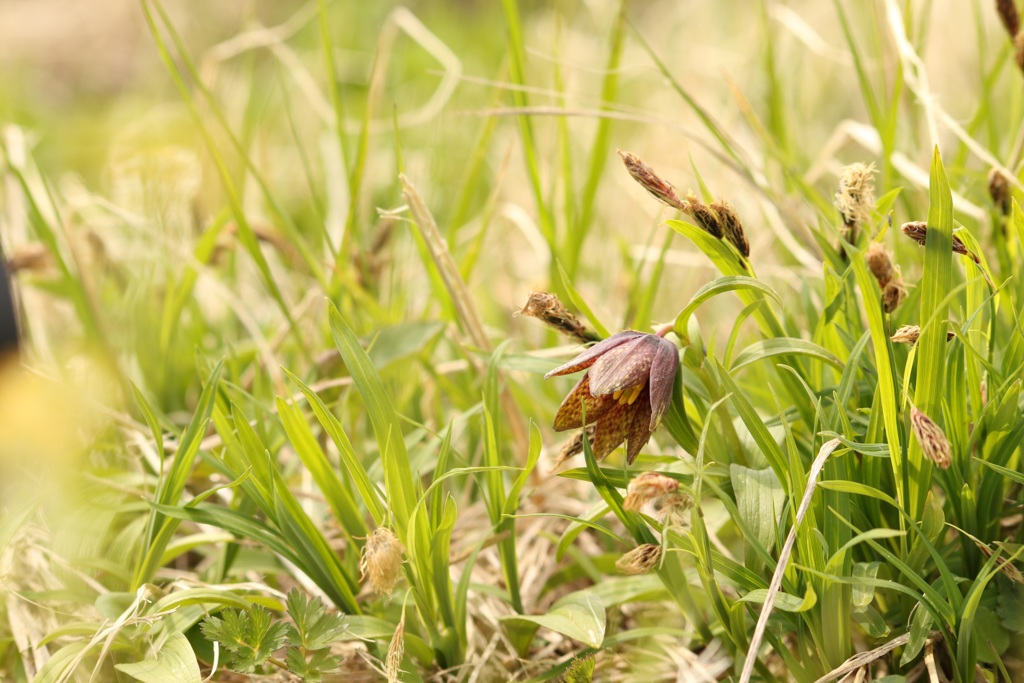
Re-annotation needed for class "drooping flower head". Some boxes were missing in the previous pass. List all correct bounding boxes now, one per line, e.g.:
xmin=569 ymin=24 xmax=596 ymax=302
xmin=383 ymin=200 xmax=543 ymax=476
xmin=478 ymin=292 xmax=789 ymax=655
xmin=544 ymin=331 xmax=679 ymax=464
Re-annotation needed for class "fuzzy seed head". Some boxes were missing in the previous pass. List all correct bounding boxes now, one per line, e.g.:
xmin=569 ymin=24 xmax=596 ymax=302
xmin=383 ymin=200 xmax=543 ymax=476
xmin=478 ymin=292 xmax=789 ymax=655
xmin=618 ymin=150 xmax=686 ymax=211
xmin=989 ymin=169 xmax=1011 ymax=216
xmin=910 ymin=407 xmax=952 ymax=470
xmin=518 ymin=291 xmax=598 ymax=344
xmin=834 ymin=162 xmax=876 ymax=228
xmin=361 ymin=527 xmax=405 ymax=595
xmin=386 ymin=613 xmax=405 ymax=682
xmin=616 ymin=543 xmax=663 ymax=575
xmin=654 ymin=491 xmax=694 ymax=528
xmin=711 ymin=200 xmax=749 ymax=257
xmin=622 ymin=472 xmax=679 ymax=511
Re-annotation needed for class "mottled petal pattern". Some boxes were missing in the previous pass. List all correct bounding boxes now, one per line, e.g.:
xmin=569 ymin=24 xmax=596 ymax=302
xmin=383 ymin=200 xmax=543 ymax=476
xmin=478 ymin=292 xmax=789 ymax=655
xmin=588 ymin=335 xmax=651 ymax=395
xmin=552 ymin=373 xmax=617 ymax=431
xmin=544 ymin=331 xmax=642 ymax=379
xmin=647 ymin=337 xmax=679 ymax=429
xmin=624 ymin=385 xmax=654 ymax=463
xmin=545 ymin=330 xmax=681 ymax=465
xmin=592 ymin=400 xmax=634 ymax=460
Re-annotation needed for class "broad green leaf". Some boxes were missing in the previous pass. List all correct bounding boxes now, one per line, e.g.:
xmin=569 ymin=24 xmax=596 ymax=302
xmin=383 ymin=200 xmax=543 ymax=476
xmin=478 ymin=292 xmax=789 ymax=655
xmin=115 ymin=633 xmax=201 ymax=683
xmin=730 ymin=465 xmax=784 ymax=561
xmin=738 ymin=585 xmax=817 ymax=613
xmin=502 ymin=590 xmax=606 ymax=648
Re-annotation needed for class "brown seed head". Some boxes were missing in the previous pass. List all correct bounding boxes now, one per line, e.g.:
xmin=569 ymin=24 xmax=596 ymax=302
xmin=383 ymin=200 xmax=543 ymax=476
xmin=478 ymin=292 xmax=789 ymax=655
xmin=711 ymin=200 xmax=749 ymax=257
xmin=910 ymin=407 xmax=952 ymax=470
xmin=998 ymin=0 xmax=1021 ymax=37
xmin=989 ymin=169 xmax=1011 ymax=216
xmin=623 ymin=472 xmax=679 ymax=511
xmin=891 ymin=325 xmax=921 ymax=345
xmin=361 ymin=527 xmax=405 ymax=595
xmin=618 ymin=150 xmax=686 ymax=211
xmin=555 ymin=425 xmax=596 ymax=465
xmin=866 ymin=242 xmax=896 ymax=286
xmin=517 ymin=291 xmax=599 ymax=344
xmin=890 ymin=325 xmax=955 ymax=345
xmin=901 ymin=221 xmax=972 ymax=257
xmin=834 ymin=162 xmax=877 ymax=228
xmin=975 ymin=541 xmax=1024 ymax=583
xmin=6 ymin=244 xmax=55 ymax=274
xmin=1016 ymin=31 xmax=1024 ymax=72
xmin=684 ymin=194 xmax=724 ymax=239
xmin=881 ymin=278 xmax=907 ymax=313
xmin=615 ymin=543 xmax=663 ymax=575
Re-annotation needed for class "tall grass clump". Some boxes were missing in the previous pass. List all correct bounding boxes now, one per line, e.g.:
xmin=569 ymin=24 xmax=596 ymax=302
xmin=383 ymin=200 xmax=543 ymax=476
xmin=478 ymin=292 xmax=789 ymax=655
xmin=1 ymin=1 xmax=1024 ymax=682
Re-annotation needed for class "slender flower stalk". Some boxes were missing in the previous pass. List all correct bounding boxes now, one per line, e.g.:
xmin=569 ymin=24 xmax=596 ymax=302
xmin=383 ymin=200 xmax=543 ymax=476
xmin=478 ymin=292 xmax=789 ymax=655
xmin=545 ymin=331 xmax=680 ymax=464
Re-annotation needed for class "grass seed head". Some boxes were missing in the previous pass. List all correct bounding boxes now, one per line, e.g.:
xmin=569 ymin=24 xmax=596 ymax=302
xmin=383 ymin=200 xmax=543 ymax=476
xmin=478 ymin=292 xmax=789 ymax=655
xmin=866 ymin=242 xmax=896 ymax=285
xmin=517 ymin=291 xmax=599 ymax=344
xmin=901 ymin=220 xmax=970 ymax=255
xmin=711 ymin=200 xmax=749 ymax=257
xmin=623 ymin=471 xmax=679 ymax=511
xmin=834 ymin=162 xmax=876 ymax=229
xmin=654 ymin=491 xmax=694 ymax=527
xmin=910 ymin=407 xmax=952 ymax=470
xmin=891 ymin=325 xmax=921 ymax=344
xmin=881 ymin=278 xmax=907 ymax=313
xmin=1017 ymin=30 xmax=1024 ymax=72
xmin=618 ymin=150 xmax=685 ymax=211
xmin=615 ymin=543 xmax=663 ymax=575
xmin=989 ymin=169 xmax=1011 ymax=216
xmin=685 ymin=194 xmax=725 ymax=239
xmin=998 ymin=0 xmax=1021 ymax=37
xmin=386 ymin=612 xmax=405 ymax=682
xmin=361 ymin=527 xmax=405 ymax=595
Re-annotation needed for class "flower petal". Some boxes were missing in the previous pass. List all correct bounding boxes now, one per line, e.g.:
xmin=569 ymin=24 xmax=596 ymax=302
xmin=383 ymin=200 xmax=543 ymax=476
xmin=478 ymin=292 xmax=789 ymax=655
xmin=647 ymin=337 xmax=679 ymax=430
xmin=552 ymin=373 xmax=617 ymax=431
xmin=588 ymin=335 xmax=654 ymax=395
xmin=625 ymin=385 xmax=654 ymax=464
xmin=591 ymin=400 xmax=634 ymax=460
xmin=544 ymin=331 xmax=643 ymax=379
